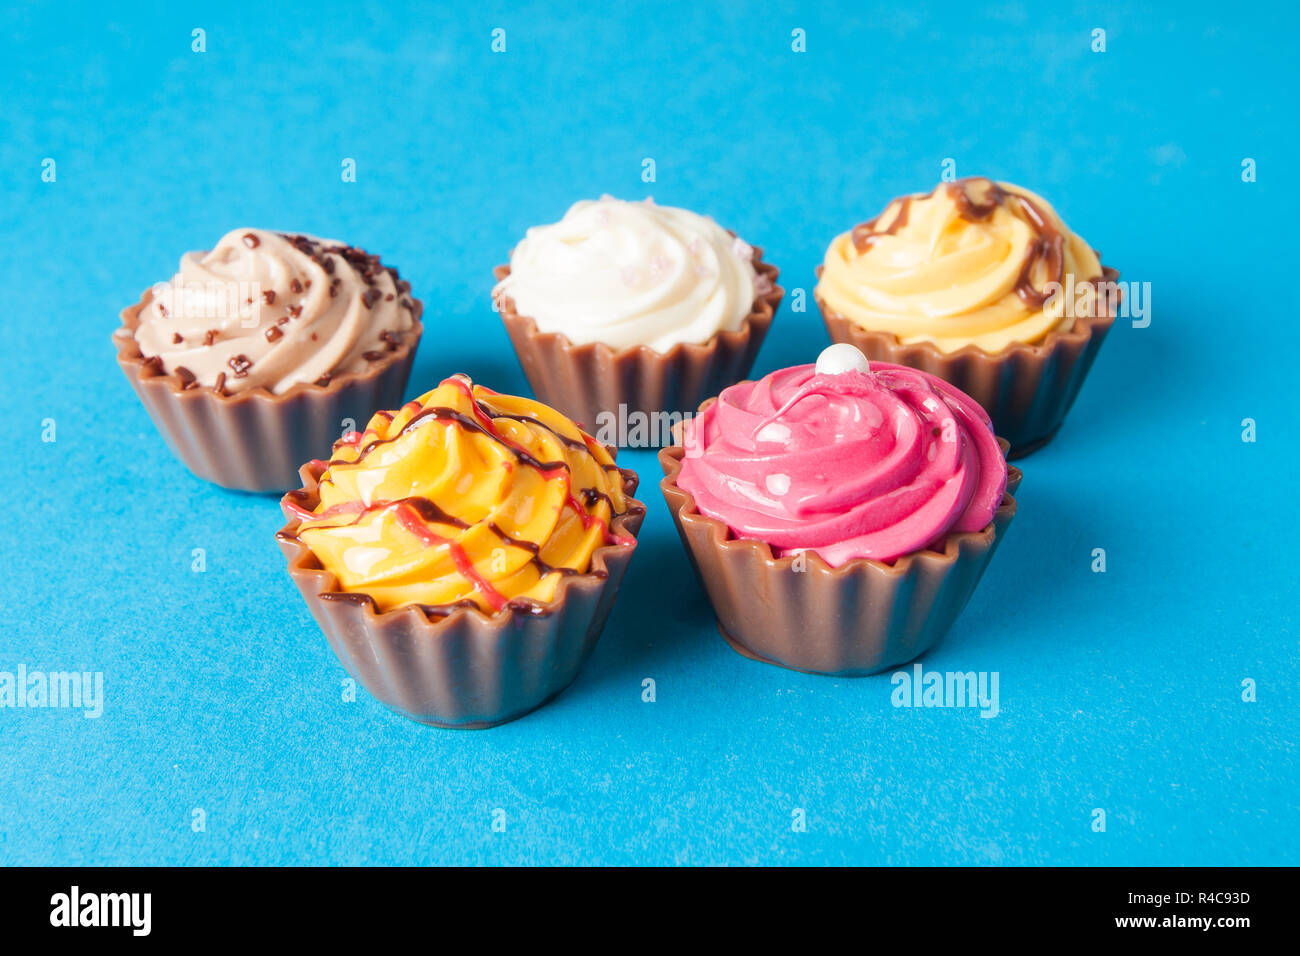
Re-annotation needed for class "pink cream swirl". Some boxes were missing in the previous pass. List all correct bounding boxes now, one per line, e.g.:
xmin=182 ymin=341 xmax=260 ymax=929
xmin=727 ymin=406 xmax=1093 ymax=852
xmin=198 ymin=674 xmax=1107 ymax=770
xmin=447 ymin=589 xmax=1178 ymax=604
xmin=675 ymin=361 xmax=1008 ymax=566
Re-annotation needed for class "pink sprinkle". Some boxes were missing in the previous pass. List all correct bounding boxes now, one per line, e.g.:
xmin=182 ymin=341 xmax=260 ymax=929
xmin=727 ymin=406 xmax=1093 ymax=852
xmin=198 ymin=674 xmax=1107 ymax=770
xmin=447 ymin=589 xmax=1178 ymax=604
xmin=731 ymin=237 xmax=755 ymax=262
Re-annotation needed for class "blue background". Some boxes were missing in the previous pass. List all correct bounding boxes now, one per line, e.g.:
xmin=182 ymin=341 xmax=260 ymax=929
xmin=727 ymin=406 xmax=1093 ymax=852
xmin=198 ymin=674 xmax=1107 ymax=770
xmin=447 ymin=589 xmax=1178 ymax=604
xmin=2 ymin=0 xmax=1296 ymax=866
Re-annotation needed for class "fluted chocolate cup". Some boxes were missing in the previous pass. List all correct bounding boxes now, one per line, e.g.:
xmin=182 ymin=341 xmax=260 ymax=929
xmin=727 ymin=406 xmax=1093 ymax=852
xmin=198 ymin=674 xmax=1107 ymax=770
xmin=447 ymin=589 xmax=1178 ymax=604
xmin=659 ymin=426 xmax=1020 ymax=676
xmin=493 ymin=252 xmax=783 ymax=442
xmin=114 ymin=290 xmax=423 ymax=493
xmin=277 ymin=461 xmax=646 ymax=728
xmin=817 ymin=266 xmax=1119 ymax=458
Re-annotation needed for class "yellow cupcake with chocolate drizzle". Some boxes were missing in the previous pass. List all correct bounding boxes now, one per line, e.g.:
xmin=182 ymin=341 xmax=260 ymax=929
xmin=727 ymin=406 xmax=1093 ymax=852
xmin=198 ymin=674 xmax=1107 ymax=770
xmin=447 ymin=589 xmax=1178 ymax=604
xmin=284 ymin=374 xmax=634 ymax=615
xmin=816 ymin=178 xmax=1105 ymax=354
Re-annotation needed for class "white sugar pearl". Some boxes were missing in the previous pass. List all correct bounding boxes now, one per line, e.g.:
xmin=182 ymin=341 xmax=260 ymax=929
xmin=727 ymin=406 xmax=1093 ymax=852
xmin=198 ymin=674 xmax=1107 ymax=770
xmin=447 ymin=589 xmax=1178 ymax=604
xmin=766 ymin=473 xmax=791 ymax=496
xmin=815 ymin=343 xmax=871 ymax=376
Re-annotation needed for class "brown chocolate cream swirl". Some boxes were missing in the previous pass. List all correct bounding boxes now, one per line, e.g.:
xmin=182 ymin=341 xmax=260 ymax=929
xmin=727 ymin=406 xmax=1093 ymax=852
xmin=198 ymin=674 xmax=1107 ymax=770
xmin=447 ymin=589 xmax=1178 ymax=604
xmin=132 ymin=228 xmax=417 ymax=394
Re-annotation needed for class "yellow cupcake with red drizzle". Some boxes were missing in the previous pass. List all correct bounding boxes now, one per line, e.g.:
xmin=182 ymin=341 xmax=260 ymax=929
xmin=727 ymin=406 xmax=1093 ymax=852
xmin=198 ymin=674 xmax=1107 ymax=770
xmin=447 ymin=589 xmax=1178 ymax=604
xmin=284 ymin=374 xmax=635 ymax=615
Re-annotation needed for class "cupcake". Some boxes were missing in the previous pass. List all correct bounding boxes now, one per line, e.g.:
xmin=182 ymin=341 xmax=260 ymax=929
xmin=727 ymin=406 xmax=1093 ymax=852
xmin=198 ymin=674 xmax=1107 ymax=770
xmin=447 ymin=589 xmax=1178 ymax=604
xmin=493 ymin=196 xmax=783 ymax=445
xmin=276 ymin=373 xmax=645 ymax=728
xmin=815 ymin=178 xmax=1119 ymax=456
xmin=659 ymin=344 xmax=1020 ymax=676
xmin=114 ymin=228 xmax=423 ymax=492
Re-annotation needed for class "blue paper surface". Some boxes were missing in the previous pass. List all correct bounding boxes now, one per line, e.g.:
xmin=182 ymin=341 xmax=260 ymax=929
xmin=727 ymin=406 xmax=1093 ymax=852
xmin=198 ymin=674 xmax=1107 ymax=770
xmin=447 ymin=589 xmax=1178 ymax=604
xmin=1 ymin=0 xmax=1296 ymax=866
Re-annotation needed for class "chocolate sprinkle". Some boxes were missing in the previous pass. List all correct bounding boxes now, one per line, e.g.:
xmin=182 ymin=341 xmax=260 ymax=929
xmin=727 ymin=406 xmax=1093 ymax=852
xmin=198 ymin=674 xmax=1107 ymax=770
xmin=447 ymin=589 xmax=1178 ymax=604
xmin=288 ymin=304 xmax=303 ymax=319
xmin=362 ymin=288 xmax=382 ymax=309
xmin=203 ymin=330 xmax=218 ymax=347
xmin=242 ymin=233 xmax=260 ymax=248
xmin=263 ymin=290 xmax=276 ymax=305
xmin=171 ymin=332 xmax=183 ymax=344
xmin=290 ymin=278 xmax=303 ymax=294
xmin=265 ymin=326 xmax=284 ymax=343
xmin=213 ymin=372 xmax=228 ymax=396
xmin=175 ymin=366 xmax=197 ymax=389
xmin=362 ymin=350 xmax=384 ymax=362
xmin=227 ymin=354 xmax=253 ymax=378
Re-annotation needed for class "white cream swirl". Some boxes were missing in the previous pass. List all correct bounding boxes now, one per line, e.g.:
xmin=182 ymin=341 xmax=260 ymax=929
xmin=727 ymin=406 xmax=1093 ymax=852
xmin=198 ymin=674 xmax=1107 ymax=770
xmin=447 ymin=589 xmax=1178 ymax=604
xmin=494 ymin=197 xmax=760 ymax=352
xmin=132 ymin=228 xmax=417 ymax=394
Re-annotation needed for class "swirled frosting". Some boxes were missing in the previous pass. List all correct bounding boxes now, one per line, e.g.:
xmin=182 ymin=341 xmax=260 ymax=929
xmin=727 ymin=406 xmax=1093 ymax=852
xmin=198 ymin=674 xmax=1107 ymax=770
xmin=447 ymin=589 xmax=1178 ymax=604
xmin=284 ymin=375 xmax=635 ymax=614
xmin=675 ymin=350 xmax=1007 ymax=566
xmin=493 ymin=197 xmax=761 ymax=352
xmin=132 ymin=228 xmax=418 ymax=394
xmin=816 ymin=178 xmax=1104 ymax=353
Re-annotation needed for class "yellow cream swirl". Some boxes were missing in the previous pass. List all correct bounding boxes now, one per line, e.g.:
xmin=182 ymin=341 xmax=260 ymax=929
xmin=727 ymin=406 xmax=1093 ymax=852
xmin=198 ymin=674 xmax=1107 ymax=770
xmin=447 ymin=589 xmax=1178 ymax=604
xmin=816 ymin=178 xmax=1105 ymax=354
xmin=285 ymin=375 xmax=634 ymax=614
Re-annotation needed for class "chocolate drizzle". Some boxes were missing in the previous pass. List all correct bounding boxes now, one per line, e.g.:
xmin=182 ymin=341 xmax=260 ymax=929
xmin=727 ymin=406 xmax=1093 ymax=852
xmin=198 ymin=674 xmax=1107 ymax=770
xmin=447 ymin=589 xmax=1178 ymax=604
xmin=946 ymin=177 xmax=1004 ymax=221
xmin=358 ymin=405 xmax=571 ymax=475
xmin=1007 ymin=191 xmax=1066 ymax=308
xmin=416 ymin=597 xmax=558 ymax=620
xmin=851 ymin=195 xmax=914 ymax=251
xmin=491 ymin=412 xmax=591 ymax=452
xmin=319 ymin=591 xmax=375 ymax=607
xmin=404 ymin=497 xmax=470 ymax=529
xmin=487 ymin=521 xmax=583 ymax=580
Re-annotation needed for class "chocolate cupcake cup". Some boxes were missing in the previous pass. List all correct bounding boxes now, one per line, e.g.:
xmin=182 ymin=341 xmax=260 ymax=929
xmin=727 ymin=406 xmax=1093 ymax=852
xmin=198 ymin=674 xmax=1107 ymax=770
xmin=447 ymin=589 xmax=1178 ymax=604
xmin=659 ymin=429 xmax=1020 ymax=677
xmin=114 ymin=290 xmax=424 ymax=493
xmin=816 ymin=266 xmax=1120 ymax=458
xmin=493 ymin=251 xmax=783 ymax=442
xmin=277 ymin=461 xmax=646 ymax=729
